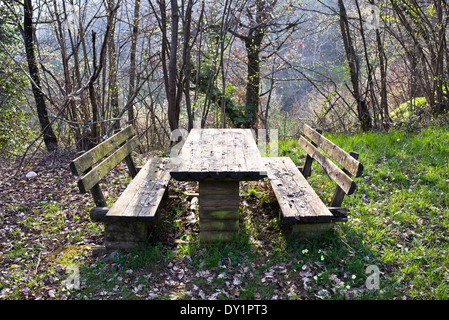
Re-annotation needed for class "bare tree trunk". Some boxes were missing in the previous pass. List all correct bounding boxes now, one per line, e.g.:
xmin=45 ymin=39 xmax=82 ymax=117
xmin=181 ymin=0 xmax=194 ymax=131
xmin=89 ymin=32 xmax=100 ymax=147
xmin=245 ymin=37 xmax=262 ymax=128
xmin=376 ymin=28 xmax=391 ymax=129
xmin=128 ymin=0 xmax=141 ymax=126
xmin=87 ymin=4 xmax=118 ymax=147
xmin=23 ymin=0 xmax=58 ymax=152
xmin=433 ymin=0 xmax=447 ymax=114
xmin=167 ymin=0 xmax=180 ymax=132
xmin=338 ymin=0 xmax=372 ymax=132
xmin=107 ymin=0 xmax=120 ymax=131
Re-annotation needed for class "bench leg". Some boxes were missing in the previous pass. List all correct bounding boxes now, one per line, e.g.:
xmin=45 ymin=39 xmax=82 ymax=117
xmin=198 ymin=180 xmax=240 ymax=242
xmin=104 ymin=220 xmax=151 ymax=250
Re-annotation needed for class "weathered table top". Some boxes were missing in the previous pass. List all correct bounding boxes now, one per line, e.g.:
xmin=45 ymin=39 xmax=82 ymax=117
xmin=170 ymin=129 xmax=267 ymax=181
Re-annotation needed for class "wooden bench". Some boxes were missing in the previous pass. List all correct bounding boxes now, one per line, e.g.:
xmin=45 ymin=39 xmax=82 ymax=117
xmin=170 ymin=129 xmax=267 ymax=242
xmin=69 ymin=125 xmax=171 ymax=250
xmin=263 ymin=124 xmax=364 ymax=237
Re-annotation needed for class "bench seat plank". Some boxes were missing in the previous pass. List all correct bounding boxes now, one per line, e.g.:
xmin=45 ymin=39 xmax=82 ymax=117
xmin=263 ymin=157 xmax=334 ymax=223
xmin=105 ymin=157 xmax=171 ymax=222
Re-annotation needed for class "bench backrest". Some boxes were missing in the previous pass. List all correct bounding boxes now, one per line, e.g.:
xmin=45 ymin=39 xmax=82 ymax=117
xmin=70 ymin=125 xmax=140 ymax=206
xmin=298 ymin=124 xmax=364 ymax=199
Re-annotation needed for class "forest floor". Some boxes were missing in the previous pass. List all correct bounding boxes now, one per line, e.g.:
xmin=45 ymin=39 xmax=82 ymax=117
xmin=1 ymin=124 xmax=449 ymax=302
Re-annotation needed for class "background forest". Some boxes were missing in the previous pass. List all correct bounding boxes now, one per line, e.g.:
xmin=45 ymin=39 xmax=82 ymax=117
xmin=1 ymin=0 xmax=448 ymax=160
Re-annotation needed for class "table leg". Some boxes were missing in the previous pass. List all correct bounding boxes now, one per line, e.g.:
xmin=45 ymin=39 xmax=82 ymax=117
xmin=198 ymin=180 xmax=240 ymax=242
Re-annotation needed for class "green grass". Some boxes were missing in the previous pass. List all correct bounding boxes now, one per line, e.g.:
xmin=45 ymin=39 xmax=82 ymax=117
xmin=286 ymin=124 xmax=449 ymax=299
xmin=260 ymin=125 xmax=449 ymax=299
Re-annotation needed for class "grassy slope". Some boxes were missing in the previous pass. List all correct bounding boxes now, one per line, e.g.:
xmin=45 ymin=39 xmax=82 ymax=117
xmin=280 ymin=125 xmax=449 ymax=299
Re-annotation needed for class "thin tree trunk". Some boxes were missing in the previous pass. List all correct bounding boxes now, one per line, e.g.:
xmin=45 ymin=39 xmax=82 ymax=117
xmin=182 ymin=0 xmax=194 ymax=131
xmin=376 ymin=28 xmax=391 ymax=129
xmin=244 ymin=36 xmax=262 ymax=128
xmin=23 ymin=0 xmax=58 ymax=152
xmin=338 ymin=0 xmax=372 ymax=132
xmin=128 ymin=0 xmax=141 ymax=126
xmin=168 ymin=0 xmax=180 ymax=132
xmin=107 ymin=0 xmax=120 ymax=131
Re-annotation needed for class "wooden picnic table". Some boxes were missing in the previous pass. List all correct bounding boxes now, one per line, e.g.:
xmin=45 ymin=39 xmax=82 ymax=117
xmin=170 ymin=128 xmax=267 ymax=242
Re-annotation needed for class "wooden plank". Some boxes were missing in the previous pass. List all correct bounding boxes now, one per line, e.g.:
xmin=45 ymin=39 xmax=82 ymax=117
xmin=198 ymin=180 xmax=239 ymax=195
xmin=301 ymin=128 xmax=322 ymax=179
xmin=171 ymin=129 xmax=207 ymax=180
xmin=124 ymin=154 xmax=138 ymax=178
xmin=207 ymin=129 xmax=228 ymax=179
xmin=264 ymin=158 xmax=319 ymax=222
xmin=136 ymin=158 xmax=171 ymax=220
xmin=102 ymin=157 xmax=157 ymax=220
xmin=281 ymin=157 xmax=334 ymax=222
xmin=70 ymin=125 xmax=135 ymax=176
xmin=229 ymin=129 xmax=252 ymax=179
xmin=263 ymin=157 xmax=334 ymax=223
xmin=90 ymin=183 xmax=107 ymax=207
xmin=263 ymin=159 xmax=302 ymax=220
xmin=104 ymin=219 xmax=149 ymax=249
xmin=242 ymin=129 xmax=268 ymax=179
xmin=170 ymin=129 xmax=266 ymax=181
xmin=170 ymin=129 xmax=201 ymax=180
xmin=226 ymin=130 xmax=244 ymax=179
xmin=198 ymin=179 xmax=239 ymax=219
xmin=298 ymin=136 xmax=357 ymax=195
xmin=185 ymin=129 xmax=202 ymax=174
xmin=200 ymin=194 xmax=240 ymax=207
xmin=303 ymin=124 xmax=363 ymax=177
xmin=77 ymin=136 xmax=140 ymax=193
xmin=197 ymin=129 xmax=215 ymax=179
xmin=106 ymin=157 xmax=171 ymax=222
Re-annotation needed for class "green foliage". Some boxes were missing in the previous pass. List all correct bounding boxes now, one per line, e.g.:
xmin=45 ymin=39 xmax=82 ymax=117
xmin=315 ymin=125 xmax=449 ymax=298
xmin=391 ymin=97 xmax=428 ymax=121
xmin=0 ymin=8 xmax=37 ymax=155
xmin=194 ymin=63 xmax=246 ymax=127
xmin=273 ymin=124 xmax=449 ymax=299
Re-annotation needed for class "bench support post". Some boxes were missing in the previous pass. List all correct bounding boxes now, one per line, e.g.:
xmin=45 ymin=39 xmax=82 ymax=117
xmin=104 ymin=220 xmax=152 ymax=250
xmin=329 ymin=151 xmax=359 ymax=208
xmin=124 ymin=154 xmax=139 ymax=178
xmin=301 ymin=128 xmax=322 ymax=178
xmin=91 ymin=183 xmax=107 ymax=207
xmin=198 ymin=179 xmax=240 ymax=242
